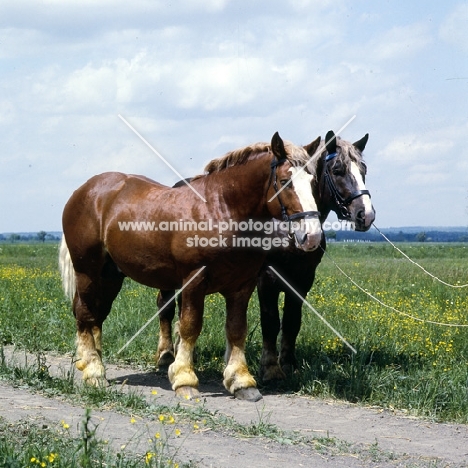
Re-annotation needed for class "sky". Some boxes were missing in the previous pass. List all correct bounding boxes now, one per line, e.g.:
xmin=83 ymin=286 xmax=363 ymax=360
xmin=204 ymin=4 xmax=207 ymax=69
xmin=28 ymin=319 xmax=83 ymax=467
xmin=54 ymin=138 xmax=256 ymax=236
xmin=1 ymin=0 xmax=468 ymax=232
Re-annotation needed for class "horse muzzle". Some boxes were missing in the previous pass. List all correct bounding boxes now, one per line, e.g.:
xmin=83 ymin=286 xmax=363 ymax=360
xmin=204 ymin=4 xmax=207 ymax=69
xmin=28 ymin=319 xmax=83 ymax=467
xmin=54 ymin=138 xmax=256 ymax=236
xmin=353 ymin=204 xmax=376 ymax=232
xmin=289 ymin=213 xmax=322 ymax=252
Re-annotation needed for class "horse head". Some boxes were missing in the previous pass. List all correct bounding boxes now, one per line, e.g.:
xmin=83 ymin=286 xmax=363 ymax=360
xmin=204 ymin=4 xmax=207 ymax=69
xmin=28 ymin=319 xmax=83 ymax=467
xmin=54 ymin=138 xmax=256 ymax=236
xmin=267 ymin=132 xmax=322 ymax=251
xmin=306 ymin=130 xmax=375 ymax=232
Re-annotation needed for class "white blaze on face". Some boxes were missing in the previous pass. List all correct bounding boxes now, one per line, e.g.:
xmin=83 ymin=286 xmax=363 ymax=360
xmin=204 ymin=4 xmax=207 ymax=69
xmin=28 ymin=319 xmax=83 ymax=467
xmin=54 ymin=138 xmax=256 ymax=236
xmin=288 ymin=167 xmax=316 ymax=211
xmin=288 ymin=167 xmax=322 ymax=242
xmin=350 ymin=161 xmax=374 ymax=219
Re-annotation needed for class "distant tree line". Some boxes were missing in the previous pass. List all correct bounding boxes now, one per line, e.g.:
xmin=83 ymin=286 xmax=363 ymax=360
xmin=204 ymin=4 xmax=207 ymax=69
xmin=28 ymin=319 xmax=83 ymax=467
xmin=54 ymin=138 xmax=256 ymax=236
xmin=330 ymin=229 xmax=468 ymax=243
xmin=1 ymin=230 xmax=467 ymax=243
xmin=0 ymin=232 xmax=61 ymax=243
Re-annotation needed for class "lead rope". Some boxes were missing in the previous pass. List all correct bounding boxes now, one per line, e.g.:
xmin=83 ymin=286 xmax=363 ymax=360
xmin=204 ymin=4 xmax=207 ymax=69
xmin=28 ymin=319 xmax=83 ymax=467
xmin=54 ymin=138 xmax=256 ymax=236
xmin=321 ymin=246 xmax=468 ymax=328
xmin=373 ymin=224 xmax=468 ymax=288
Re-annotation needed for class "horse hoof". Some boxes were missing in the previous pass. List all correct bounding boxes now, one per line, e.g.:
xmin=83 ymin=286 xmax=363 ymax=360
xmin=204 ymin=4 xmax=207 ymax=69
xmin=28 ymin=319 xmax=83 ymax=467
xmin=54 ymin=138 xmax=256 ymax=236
xmin=234 ymin=387 xmax=263 ymax=402
xmin=175 ymin=386 xmax=200 ymax=400
xmin=259 ymin=365 xmax=286 ymax=383
xmin=157 ymin=351 xmax=175 ymax=369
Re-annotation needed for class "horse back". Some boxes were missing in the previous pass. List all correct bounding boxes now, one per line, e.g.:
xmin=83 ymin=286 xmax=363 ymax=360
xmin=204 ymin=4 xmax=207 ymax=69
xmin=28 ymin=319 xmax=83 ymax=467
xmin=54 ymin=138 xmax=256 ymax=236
xmin=62 ymin=172 xmax=167 ymax=261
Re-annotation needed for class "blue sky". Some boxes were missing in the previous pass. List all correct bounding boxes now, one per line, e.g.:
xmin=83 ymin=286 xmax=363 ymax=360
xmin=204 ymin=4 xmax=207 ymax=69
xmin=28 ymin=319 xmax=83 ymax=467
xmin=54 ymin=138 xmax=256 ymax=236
xmin=1 ymin=0 xmax=468 ymax=232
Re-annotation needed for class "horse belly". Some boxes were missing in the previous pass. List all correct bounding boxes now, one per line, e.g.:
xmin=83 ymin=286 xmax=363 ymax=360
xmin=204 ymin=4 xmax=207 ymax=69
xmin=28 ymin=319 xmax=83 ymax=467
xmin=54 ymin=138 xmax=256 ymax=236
xmin=203 ymin=251 xmax=266 ymax=295
xmin=104 ymin=232 xmax=183 ymax=289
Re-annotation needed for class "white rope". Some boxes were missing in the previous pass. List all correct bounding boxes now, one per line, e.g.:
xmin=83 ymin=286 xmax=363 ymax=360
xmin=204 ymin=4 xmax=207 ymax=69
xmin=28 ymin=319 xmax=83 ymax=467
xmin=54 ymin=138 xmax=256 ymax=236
xmin=269 ymin=266 xmax=357 ymax=353
xmin=373 ymin=224 xmax=468 ymax=288
xmin=321 ymin=248 xmax=468 ymax=328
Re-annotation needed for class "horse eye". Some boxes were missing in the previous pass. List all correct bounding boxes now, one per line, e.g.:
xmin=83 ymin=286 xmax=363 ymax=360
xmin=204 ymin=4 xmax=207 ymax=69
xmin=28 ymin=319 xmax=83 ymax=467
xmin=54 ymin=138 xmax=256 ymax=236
xmin=332 ymin=163 xmax=345 ymax=176
xmin=280 ymin=179 xmax=291 ymax=187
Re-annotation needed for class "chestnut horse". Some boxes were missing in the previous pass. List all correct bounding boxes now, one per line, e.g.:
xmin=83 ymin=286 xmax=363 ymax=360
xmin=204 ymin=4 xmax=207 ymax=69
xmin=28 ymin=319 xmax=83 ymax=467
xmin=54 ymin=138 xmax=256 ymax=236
xmin=257 ymin=130 xmax=375 ymax=382
xmin=155 ymin=131 xmax=375 ymax=385
xmin=59 ymin=132 xmax=322 ymax=401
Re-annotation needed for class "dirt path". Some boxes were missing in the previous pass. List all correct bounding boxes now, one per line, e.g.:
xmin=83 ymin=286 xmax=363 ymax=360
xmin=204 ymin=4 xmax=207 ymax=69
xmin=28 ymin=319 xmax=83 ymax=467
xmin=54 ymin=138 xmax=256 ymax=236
xmin=1 ymin=348 xmax=467 ymax=467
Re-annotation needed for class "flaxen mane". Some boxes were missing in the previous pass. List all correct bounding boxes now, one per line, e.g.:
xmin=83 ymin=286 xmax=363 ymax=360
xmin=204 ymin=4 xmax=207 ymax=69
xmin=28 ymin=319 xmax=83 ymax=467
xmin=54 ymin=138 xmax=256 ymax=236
xmin=203 ymin=140 xmax=312 ymax=175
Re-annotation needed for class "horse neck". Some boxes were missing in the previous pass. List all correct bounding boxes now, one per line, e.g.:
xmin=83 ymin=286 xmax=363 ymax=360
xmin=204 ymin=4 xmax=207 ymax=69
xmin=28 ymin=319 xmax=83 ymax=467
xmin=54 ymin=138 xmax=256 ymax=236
xmin=206 ymin=153 xmax=272 ymax=220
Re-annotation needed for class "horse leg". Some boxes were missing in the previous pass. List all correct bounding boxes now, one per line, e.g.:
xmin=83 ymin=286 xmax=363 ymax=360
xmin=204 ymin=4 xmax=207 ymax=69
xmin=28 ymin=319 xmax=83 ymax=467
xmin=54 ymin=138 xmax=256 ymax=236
xmin=223 ymin=289 xmax=262 ymax=402
xmin=155 ymin=289 xmax=177 ymax=369
xmin=257 ymin=275 xmax=285 ymax=382
xmin=168 ymin=282 xmax=204 ymax=400
xmin=74 ymin=257 xmax=124 ymax=386
xmin=279 ymin=289 xmax=305 ymax=376
xmin=279 ymin=249 xmax=322 ymax=376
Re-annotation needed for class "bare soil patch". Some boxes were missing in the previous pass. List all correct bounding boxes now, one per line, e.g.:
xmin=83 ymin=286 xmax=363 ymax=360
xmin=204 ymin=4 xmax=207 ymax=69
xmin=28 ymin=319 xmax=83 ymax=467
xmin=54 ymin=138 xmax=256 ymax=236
xmin=1 ymin=348 xmax=467 ymax=467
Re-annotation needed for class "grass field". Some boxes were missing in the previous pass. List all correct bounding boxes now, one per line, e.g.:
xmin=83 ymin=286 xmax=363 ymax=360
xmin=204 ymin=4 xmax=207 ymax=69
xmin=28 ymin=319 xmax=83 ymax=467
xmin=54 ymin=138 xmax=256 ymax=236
xmin=0 ymin=411 xmax=167 ymax=468
xmin=0 ymin=242 xmax=467 ymax=423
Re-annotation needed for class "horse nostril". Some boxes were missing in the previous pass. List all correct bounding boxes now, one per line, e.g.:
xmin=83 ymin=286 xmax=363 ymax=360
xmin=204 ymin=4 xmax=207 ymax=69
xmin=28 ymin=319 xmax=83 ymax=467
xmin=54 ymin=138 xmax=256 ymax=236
xmin=356 ymin=210 xmax=365 ymax=221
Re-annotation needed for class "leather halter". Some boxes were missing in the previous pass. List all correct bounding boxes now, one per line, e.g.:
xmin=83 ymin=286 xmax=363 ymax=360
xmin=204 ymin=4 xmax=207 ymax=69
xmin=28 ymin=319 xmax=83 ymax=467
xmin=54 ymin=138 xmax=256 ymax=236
xmin=323 ymin=152 xmax=370 ymax=220
xmin=269 ymin=157 xmax=320 ymax=231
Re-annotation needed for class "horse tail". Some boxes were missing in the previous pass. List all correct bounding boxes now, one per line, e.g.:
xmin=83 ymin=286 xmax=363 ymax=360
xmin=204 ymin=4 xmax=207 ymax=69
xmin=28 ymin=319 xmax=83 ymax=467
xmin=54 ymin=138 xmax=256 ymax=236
xmin=59 ymin=235 xmax=76 ymax=302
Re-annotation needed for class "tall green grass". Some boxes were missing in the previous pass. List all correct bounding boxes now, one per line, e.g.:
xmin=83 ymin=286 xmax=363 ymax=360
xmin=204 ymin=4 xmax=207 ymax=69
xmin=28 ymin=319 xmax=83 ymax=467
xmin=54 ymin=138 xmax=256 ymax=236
xmin=0 ymin=242 xmax=467 ymax=422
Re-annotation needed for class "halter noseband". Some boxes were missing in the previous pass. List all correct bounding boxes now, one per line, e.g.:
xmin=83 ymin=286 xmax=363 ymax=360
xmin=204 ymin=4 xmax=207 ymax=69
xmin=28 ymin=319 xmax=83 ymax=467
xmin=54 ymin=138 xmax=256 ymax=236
xmin=323 ymin=152 xmax=370 ymax=220
xmin=269 ymin=157 xmax=320 ymax=232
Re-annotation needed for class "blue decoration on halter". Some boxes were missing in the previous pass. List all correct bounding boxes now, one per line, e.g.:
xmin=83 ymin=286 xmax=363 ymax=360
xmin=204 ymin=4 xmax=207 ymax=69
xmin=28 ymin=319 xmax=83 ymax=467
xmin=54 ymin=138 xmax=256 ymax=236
xmin=326 ymin=152 xmax=337 ymax=161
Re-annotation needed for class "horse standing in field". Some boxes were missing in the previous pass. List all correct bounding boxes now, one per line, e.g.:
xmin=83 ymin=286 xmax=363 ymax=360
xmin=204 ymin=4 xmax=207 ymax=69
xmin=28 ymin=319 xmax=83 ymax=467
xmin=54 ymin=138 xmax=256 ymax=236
xmin=59 ymin=132 xmax=322 ymax=401
xmin=257 ymin=130 xmax=375 ymax=382
xmin=155 ymin=131 xmax=375 ymax=384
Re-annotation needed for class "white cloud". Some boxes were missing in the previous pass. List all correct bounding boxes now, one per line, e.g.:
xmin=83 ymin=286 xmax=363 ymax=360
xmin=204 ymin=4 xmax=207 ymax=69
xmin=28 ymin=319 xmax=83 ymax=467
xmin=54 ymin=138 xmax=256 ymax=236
xmin=377 ymin=133 xmax=454 ymax=165
xmin=439 ymin=3 xmax=468 ymax=52
xmin=1 ymin=1 xmax=468 ymax=230
xmin=0 ymin=100 xmax=17 ymax=125
xmin=176 ymin=57 xmax=308 ymax=111
xmin=405 ymin=163 xmax=448 ymax=186
xmin=363 ymin=23 xmax=432 ymax=62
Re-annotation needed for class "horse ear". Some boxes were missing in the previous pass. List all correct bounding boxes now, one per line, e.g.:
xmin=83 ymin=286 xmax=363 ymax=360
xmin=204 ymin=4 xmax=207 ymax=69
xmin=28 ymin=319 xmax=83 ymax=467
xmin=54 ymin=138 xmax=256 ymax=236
xmin=271 ymin=131 xmax=287 ymax=160
xmin=353 ymin=133 xmax=369 ymax=152
xmin=304 ymin=136 xmax=321 ymax=157
xmin=325 ymin=130 xmax=337 ymax=154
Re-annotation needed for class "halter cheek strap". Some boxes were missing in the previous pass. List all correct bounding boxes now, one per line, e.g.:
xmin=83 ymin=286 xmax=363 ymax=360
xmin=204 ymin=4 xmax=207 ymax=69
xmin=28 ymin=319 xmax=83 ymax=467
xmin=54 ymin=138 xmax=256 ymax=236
xmin=269 ymin=158 xmax=288 ymax=221
xmin=324 ymin=152 xmax=371 ymax=220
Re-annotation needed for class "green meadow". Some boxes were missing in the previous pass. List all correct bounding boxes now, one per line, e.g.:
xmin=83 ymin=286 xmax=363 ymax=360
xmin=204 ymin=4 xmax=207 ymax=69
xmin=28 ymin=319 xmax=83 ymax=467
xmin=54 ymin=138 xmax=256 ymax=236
xmin=0 ymin=242 xmax=467 ymax=423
